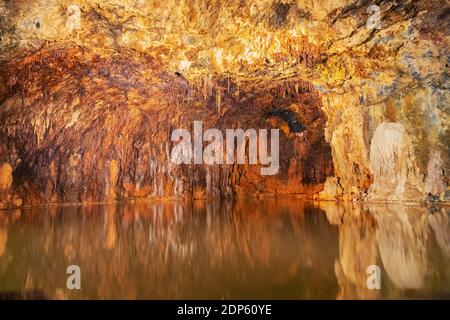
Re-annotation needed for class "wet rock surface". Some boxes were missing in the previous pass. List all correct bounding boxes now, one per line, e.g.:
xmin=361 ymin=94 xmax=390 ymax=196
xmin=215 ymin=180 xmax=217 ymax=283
xmin=0 ymin=46 xmax=332 ymax=207
xmin=0 ymin=0 xmax=449 ymax=207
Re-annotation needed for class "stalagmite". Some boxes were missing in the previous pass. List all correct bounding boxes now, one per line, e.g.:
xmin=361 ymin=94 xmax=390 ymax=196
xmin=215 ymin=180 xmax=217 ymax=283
xmin=217 ymin=89 xmax=221 ymax=115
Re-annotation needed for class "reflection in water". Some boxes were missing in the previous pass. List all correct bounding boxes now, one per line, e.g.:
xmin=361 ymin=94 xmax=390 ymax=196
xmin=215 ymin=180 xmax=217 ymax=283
xmin=323 ymin=202 xmax=450 ymax=299
xmin=0 ymin=199 xmax=448 ymax=299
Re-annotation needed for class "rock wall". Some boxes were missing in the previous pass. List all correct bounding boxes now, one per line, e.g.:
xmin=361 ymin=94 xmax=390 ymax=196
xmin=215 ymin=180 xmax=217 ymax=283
xmin=0 ymin=0 xmax=449 ymax=207
xmin=0 ymin=46 xmax=332 ymax=207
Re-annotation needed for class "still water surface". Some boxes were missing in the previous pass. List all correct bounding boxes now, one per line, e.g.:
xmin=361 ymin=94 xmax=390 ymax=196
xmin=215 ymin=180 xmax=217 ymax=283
xmin=0 ymin=199 xmax=449 ymax=299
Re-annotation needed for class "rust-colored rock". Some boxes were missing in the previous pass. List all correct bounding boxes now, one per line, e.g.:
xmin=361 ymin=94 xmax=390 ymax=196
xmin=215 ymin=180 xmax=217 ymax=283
xmin=0 ymin=0 xmax=449 ymax=207
xmin=0 ymin=46 xmax=332 ymax=207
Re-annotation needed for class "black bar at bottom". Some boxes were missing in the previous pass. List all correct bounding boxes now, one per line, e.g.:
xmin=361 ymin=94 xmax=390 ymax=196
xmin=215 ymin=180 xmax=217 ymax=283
xmin=0 ymin=300 xmax=447 ymax=318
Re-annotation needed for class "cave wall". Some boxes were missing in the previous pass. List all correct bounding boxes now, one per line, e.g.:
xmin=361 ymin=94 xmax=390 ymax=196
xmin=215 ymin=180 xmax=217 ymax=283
xmin=0 ymin=0 xmax=449 ymax=207
xmin=0 ymin=46 xmax=332 ymax=207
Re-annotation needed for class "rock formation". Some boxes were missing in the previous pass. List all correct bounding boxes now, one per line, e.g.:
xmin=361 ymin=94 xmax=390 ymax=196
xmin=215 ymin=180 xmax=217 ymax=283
xmin=0 ymin=0 xmax=448 ymax=208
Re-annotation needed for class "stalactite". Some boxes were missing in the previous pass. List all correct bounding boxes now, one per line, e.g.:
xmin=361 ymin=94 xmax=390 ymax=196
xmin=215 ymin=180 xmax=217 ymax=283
xmin=0 ymin=0 xmax=447 ymax=207
xmin=217 ymin=88 xmax=221 ymax=115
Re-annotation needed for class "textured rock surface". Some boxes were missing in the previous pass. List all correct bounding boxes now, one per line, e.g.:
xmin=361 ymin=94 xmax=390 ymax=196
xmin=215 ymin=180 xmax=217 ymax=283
xmin=367 ymin=122 xmax=423 ymax=201
xmin=0 ymin=46 xmax=332 ymax=206
xmin=0 ymin=0 xmax=449 ymax=207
